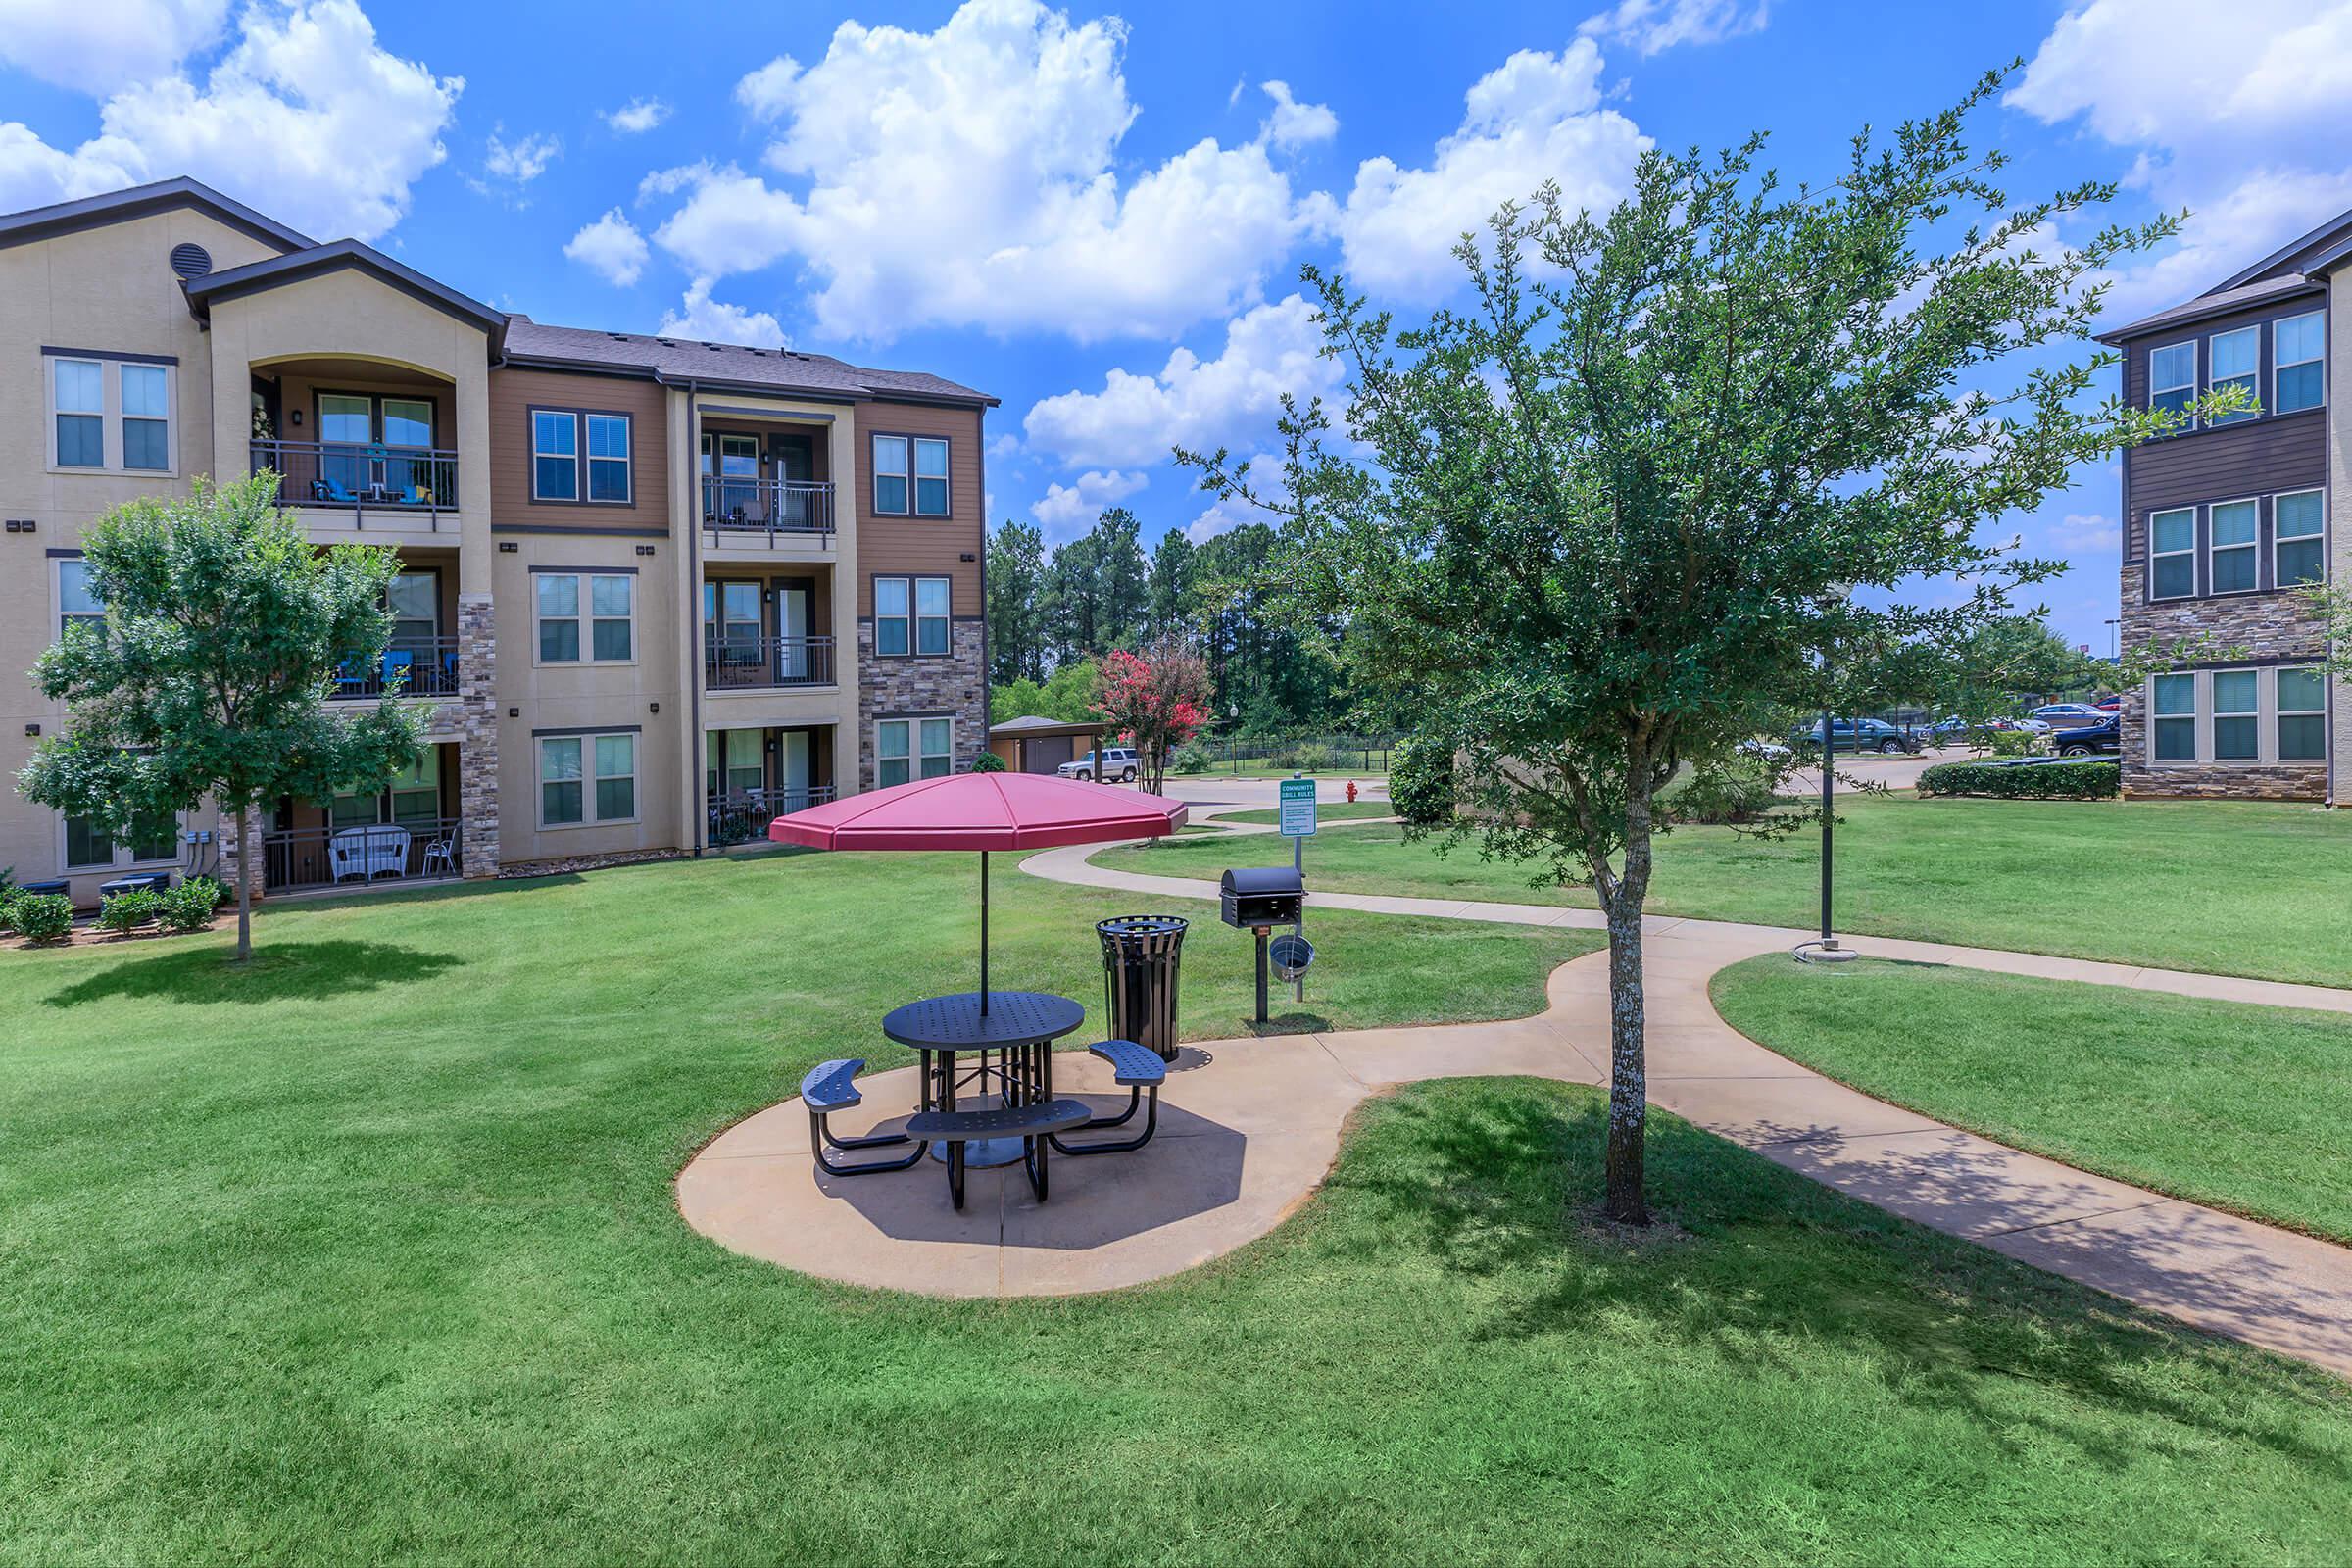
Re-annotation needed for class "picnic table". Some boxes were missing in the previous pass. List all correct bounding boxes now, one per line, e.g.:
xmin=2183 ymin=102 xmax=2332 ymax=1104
xmin=882 ymin=991 xmax=1086 ymax=1169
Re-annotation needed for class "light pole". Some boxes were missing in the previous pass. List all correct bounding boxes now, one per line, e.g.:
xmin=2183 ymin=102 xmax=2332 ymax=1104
xmin=1795 ymin=635 xmax=1858 ymax=965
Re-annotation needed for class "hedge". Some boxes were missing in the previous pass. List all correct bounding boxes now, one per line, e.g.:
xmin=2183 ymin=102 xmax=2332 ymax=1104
xmin=1916 ymin=759 xmax=2118 ymax=800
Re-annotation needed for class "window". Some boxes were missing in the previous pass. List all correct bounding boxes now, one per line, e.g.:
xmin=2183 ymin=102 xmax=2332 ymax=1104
xmin=587 ymin=414 xmax=632 ymax=502
xmin=2152 ymin=673 xmax=2197 ymax=761
xmin=2276 ymin=311 xmax=2325 ymax=414
xmin=388 ymin=571 xmax=438 ymax=646
xmin=57 ymin=558 xmax=102 ymax=637
xmin=595 ymin=734 xmax=636 ymax=820
xmin=532 ymin=410 xmax=579 ymax=501
xmin=2209 ymin=326 xmax=2258 ymax=423
xmin=540 ymin=733 xmax=635 ymax=828
xmin=534 ymin=572 xmax=634 ymax=663
xmin=2278 ymin=667 xmax=2326 ymax=761
xmin=2277 ymin=490 xmax=2326 ymax=587
xmin=2210 ymin=499 xmax=2258 ymax=592
xmin=916 ymin=576 xmax=950 ymax=655
xmin=2149 ymin=508 xmax=2195 ymax=599
xmin=65 ymin=814 xmax=114 ymax=869
xmin=540 ymin=737 xmax=583 ymax=824
xmin=64 ymin=809 xmax=175 ymax=869
xmin=2212 ymin=669 xmax=2259 ymax=760
xmin=872 ymin=435 xmax=909 ymax=514
xmin=54 ymin=358 xmax=103 ymax=466
xmin=2149 ymin=340 xmax=2195 ymax=423
xmin=876 ymin=717 xmax=953 ymax=787
xmin=121 ymin=363 xmax=169 ymax=470
xmin=875 ymin=576 xmax=911 ymax=656
xmin=913 ymin=437 xmax=950 ymax=515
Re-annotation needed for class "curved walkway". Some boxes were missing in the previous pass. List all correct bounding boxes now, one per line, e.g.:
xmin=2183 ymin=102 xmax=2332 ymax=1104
xmin=680 ymin=809 xmax=2352 ymax=1376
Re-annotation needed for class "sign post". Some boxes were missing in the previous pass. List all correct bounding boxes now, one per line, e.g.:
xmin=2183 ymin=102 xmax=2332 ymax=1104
xmin=1279 ymin=776 xmax=1316 ymax=1002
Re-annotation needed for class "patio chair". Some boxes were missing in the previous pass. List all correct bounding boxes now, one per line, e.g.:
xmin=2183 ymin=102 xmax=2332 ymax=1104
xmin=382 ymin=648 xmax=415 ymax=692
xmin=419 ymin=831 xmax=458 ymax=878
xmin=311 ymin=475 xmax=363 ymax=505
xmin=802 ymin=1059 xmax=929 ymax=1178
xmin=1051 ymin=1040 xmax=1166 ymax=1156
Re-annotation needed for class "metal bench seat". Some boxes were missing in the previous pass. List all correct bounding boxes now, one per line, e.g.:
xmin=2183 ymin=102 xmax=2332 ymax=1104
xmin=800 ymin=1058 xmax=927 ymax=1178
xmin=907 ymin=1098 xmax=1091 ymax=1209
xmin=1053 ymin=1040 xmax=1168 ymax=1157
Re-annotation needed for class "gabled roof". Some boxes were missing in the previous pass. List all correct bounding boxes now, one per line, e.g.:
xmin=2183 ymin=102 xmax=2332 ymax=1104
xmin=0 ymin=176 xmax=313 ymax=254
xmin=2206 ymin=206 xmax=2352 ymax=295
xmin=183 ymin=240 xmax=508 ymax=352
xmin=990 ymin=714 xmax=1104 ymax=736
xmin=502 ymin=315 xmax=997 ymax=408
xmin=2094 ymin=272 xmax=2321 ymax=345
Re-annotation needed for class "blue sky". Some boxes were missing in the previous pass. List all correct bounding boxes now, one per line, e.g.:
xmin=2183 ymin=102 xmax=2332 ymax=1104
xmin=4 ymin=0 xmax=2348 ymax=652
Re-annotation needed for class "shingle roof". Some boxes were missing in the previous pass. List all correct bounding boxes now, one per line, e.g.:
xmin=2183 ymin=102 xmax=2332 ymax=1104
xmin=2094 ymin=272 xmax=2321 ymax=345
xmin=501 ymin=315 xmax=997 ymax=407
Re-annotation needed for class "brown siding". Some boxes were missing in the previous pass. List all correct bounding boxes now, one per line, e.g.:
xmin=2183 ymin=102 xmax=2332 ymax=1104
xmin=488 ymin=366 xmax=669 ymax=530
xmin=855 ymin=402 xmax=985 ymax=614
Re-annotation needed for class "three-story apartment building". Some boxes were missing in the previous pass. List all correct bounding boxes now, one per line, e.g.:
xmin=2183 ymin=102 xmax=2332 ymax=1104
xmin=1 ymin=179 xmax=993 ymax=904
xmin=2102 ymin=209 xmax=2344 ymax=802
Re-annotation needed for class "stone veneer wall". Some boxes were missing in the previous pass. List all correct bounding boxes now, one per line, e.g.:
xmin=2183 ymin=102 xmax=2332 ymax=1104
xmin=855 ymin=620 xmax=988 ymax=791
xmin=2117 ymin=561 xmax=2328 ymax=800
xmin=454 ymin=592 xmax=500 ymax=877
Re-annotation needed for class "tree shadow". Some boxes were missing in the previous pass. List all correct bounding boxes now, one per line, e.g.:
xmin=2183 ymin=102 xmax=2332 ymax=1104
xmin=42 ymin=939 xmax=465 ymax=1008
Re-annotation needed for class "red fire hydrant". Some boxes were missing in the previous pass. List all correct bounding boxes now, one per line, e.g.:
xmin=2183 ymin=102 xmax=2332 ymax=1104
xmin=1345 ymin=780 xmax=1359 ymax=804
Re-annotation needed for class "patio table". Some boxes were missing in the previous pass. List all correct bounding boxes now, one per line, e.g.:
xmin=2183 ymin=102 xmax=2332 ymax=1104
xmin=883 ymin=990 xmax=1085 ymax=1169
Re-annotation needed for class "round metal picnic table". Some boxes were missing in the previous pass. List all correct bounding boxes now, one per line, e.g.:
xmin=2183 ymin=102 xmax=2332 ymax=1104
xmin=882 ymin=991 xmax=1087 ymax=1169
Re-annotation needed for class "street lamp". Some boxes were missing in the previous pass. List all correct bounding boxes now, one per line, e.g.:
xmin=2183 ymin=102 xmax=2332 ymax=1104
xmin=1794 ymin=626 xmax=1859 ymax=966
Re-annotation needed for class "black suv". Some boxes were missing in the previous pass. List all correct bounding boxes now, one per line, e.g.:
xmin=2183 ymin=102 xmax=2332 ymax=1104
xmin=2051 ymin=716 xmax=2120 ymax=758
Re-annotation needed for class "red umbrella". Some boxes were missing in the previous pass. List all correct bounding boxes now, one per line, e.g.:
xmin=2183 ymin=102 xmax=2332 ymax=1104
xmin=769 ymin=771 xmax=1187 ymax=1011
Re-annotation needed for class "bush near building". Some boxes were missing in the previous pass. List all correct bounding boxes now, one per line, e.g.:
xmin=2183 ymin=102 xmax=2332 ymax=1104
xmin=1917 ymin=760 xmax=2118 ymax=800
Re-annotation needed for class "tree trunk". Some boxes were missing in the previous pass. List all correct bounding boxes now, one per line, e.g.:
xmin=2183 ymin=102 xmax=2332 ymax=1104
xmin=1599 ymin=773 xmax=1659 ymax=1225
xmin=233 ymin=802 xmax=255 ymax=962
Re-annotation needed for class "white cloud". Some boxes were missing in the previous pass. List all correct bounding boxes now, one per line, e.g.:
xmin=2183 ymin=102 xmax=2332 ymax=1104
xmin=603 ymin=97 xmax=669 ymax=134
xmin=1334 ymin=40 xmax=1647 ymax=301
xmin=0 ymin=0 xmax=460 ymax=240
xmin=1261 ymin=80 xmax=1337 ymax=148
xmin=2052 ymin=512 xmax=2121 ymax=553
xmin=1577 ymin=0 xmax=1769 ymax=56
xmin=0 ymin=0 xmax=231 ymax=94
xmin=481 ymin=126 xmax=559 ymax=188
xmin=988 ymin=433 xmax=1021 ymax=459
xmin=1024 ymin=293 xmax=1339 ymax=469
xmin=644 ymin=0 xmax=1318 ymax=343
xmin=564 ymin=207 xmax=649 ymax=286
xmin=658 ymin=277 xmax=786 ymax=348
xmin=1031 ymin=468 xmax=1146 ymax=533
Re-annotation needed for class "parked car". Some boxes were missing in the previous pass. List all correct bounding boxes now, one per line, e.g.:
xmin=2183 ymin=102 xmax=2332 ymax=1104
xmin=1056 ymin=747 xmax=1139 ymax=782
xmin=2030 ymin=703 xmax=2108 ymax=728
xmin=2092 ymin=696 xmax=2123 ymax=712
xmin=1739 ymin=737 xmax=1793 ymax=762
xmin=1787 ymin=717 xmax=1924 ymax=756
xmin=2050 ymin=716 xmax=2120 ymax=757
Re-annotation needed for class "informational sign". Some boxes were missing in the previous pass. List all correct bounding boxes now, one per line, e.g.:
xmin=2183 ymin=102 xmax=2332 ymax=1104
xmin=1279 ymin=776 xmax=1317 ymax=838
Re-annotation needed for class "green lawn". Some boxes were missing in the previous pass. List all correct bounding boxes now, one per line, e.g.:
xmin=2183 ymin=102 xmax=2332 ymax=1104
xmin=1208 ymin=801 xmax=1397 ymax=827
xmin=1099 ymin=794 xmax=2352 ymax=986
xmin=1710 ymin=956 xmax=2352 ymax=1246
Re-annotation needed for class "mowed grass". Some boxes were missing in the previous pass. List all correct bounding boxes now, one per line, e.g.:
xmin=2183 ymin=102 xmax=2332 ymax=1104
xmin=1210 ymin=801 xmax=1397 ymax=827
xmin=1100 ymin=794 xmax=2352 ymax=986
xmin=1711 ymin=956 xmax=2352 ymax=1246
xmin=4 ymin=862 xmax=2352 ymax=1568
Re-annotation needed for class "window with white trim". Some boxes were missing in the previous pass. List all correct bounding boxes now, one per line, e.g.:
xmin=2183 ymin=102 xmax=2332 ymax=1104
xmin=2276 ymin=311 xmax=2325 ymax=415
xmin=2209 ymin=499 xmax=2258 ymax=593
xmin=2211 ymin=668 xmax=2259 ymax=760
xmin=534 ymin=572 xmax=633 ymax=662
xmin=916 ymin=576 xmax=950 ymax=654
xmin=2278 ymin=667 xmax=2326 ymax=761
xmin=2149 ymin=340 xmax=2196 ymax=422
xmin=48 ymin=357 xmax=176 ymax=473
xmin=2209 ymin=326 xmax=2258 ymax=423
xmin=58 ymin=558 xmax=102 ymax=637
xmin=875 ymin=576 xmax=911 ymax=656
xmin=876 ymin=717 xmax=953 ymax=787
xmin=913 ymin=437 xmax=950 ymax=515
xmin=2149 ymin=508 xmax=2195 ymax=599
xmin=63 ymin=809 xmax=178 ymax=870
xmin=53 ymin=358 xmax=104 ymax=467
xmin=2151 ymin=673 xmax=2196 ymax=761
xmin=586 ymin=414 xmax=632 ymax=502
xmin=2277 ymin=489 xmax=2325 ymax=587
xmin=872 ymin=435 xmax=909 ymax=514
xmin=532 ymin=410 xmax=579 ymax=501
xmin=538 ymin=733 xmax=637 ymax=827
xmin=330 ymin=754 xmax=442 ymax=829
xmin=120 ymin=363 xmax=170 ymax=470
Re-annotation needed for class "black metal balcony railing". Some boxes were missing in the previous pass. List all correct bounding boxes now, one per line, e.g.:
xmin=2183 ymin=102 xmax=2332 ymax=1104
xmin=701 ymin=477 xmax=834 ymax=544
xmin=709 ymin=787 xmax=837 ymax=848
xmin=257 ymin=440 xmax=460 ymax=526
xmin=328 ymin=637 xmax=462 ymax=700
xmin=261 ymin=817 xmax=464 ymax=892
xmin=705 ymin=634 xmax=835 ymax=690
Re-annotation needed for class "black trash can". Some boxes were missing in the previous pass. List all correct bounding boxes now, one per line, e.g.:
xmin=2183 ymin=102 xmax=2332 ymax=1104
xmin=1097 ymin=915 xmax=1188 ymax=1062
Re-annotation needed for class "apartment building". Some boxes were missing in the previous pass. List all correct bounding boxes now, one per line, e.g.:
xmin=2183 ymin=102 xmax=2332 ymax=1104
xmin=0 ymin=178 xmax=993 ymax=905
xmin=2101 ymin=209 xmax=2344 ymax=802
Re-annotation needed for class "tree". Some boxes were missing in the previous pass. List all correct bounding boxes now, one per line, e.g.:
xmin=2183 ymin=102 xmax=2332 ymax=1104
xmin=1092 ymin=639 xmax=1211 ymax=797
xmin=18 ymin=473 xmax=426 ymax=960
xmin=1041 ymin=508 xmax=1150 ymax=665
xmin=1146 ymin=528 xmax=1199 ymax=641
xmin=986 ymin=518 xmax=1049 ymax=685
xmin=990 ymin=657 xmax=1100 ymax=725
xmin=1187 ymin=73 xmax=2200 ymax=1222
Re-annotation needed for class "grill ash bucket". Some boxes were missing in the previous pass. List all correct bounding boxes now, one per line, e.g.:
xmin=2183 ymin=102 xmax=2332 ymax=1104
xmin=1097 ymin=915 xmax=1189 ymax=1062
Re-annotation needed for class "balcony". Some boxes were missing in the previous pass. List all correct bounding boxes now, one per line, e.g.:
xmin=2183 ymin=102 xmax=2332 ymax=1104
xmin=701 ymin=476 xmax=834 ymax=546
xmin=257 ymin=439 xmax=460 ymax=529
xmin=328 ymin=637 xmax=462 ymax=701
xmin=260 ymin=817 xmax=465 ymax=892
xmin=709 ymin=788 xmax=836 ymax=849
xmin=706 ymin=634 xmax=836 ymax=691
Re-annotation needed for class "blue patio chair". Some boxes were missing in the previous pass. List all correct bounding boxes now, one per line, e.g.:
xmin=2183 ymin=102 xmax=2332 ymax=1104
xmin=382 ymin=648 xmax=415 ymax=692
xmin=333 ymin=653 xmax=367 ymax=692
xmin=311 ymin=475 xmax=363 ymax=505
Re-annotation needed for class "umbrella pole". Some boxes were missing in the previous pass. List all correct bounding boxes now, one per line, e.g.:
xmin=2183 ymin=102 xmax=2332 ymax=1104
xmin=980 ymin=850 xmax=990 ymax=1015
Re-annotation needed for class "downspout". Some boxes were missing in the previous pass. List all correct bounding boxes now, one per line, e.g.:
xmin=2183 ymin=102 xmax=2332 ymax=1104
xmin=686 ymin=381 xmax=707 ymax=854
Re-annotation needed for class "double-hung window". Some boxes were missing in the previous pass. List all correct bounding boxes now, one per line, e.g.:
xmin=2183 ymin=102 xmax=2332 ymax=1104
xmin=57 ymin=558 xmax=102 ymax=637
xmin=916 ymin=576 xmax=950 ymax=654
xmin=121 ymin=364 xmax=170 ymax=470
xmin=2211 ymin=669 xmax=2260 ymax=760
xmin=2209 ymin=326 xmax=2258 ymax=423
xmin=2278 ymin=667 xmax=2327 ymax=761
xmin=532 ymin=410 xmax=580 ymax=501
xmin=875 ymin=576 xmax=911 ymax=656
xmin=2276 ymin=490 xmax=2326 ymax=586
xmin=53 ymin=358 xmax=104 ymax=467
xmin=63 ymin=809 xmax=177 ymax=870
xmin=876 ymin=717 xmax=953 ymax=787
xmin=2149 ymin=508 xmax=2196 ymax=599
xmin=534 ymin=572 xmax=634 ymax=663
xmin=49 ymin=356 xmax=175 ymax=472
xmin=2209 ymin=499 xmax=2259 ymax=592
xmin=2276 ymin=311 xmax=2325 ymax=414
xmin=872 ymin=435 xmax=910 ymax=514
xmin=2149 ymin=341 xmax=2196 ymax=424
xmin=913 ymin=438 xmax=950 ymax=515
xmin=2151 ymin=673 xmax=2197 ymax=761
xmin=538 ymin=733 xmax=637 ymax=827
xmin=586 ymin=414 xmax=631 ymax=502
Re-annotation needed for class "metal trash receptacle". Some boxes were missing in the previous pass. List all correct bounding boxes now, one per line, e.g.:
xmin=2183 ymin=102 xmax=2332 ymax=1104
xmin=1097 ymin=914 xmax=1188 ymax=1062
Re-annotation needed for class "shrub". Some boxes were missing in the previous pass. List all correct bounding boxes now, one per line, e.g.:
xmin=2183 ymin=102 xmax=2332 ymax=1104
xmin=1988 ymin=728 xmax=2044 ymax=758
xmin=160 ymin=877 xmax=223 ymax=933
xmin=0 ymin=892 xmax=17 ymax=934
xmin=967 ymin=751 xmax=1006 ymax=774
xmin=1388 ymin=736 xmax=1458 ymax=827
xmin=1168 ymin=742 xmax=1214 ymax=775
xmin=12 ymin=893 xmax=74 ymax=943
xmin=1277 ymin=744 xmax=1336 ymax=772
xmin=1665 ymin=752 xmax=1785 ymax=825
xmin=1916 ymin=759 xmax=2118 ymax=800
xmin=96 ymin=888 xmax=164 ymax=932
